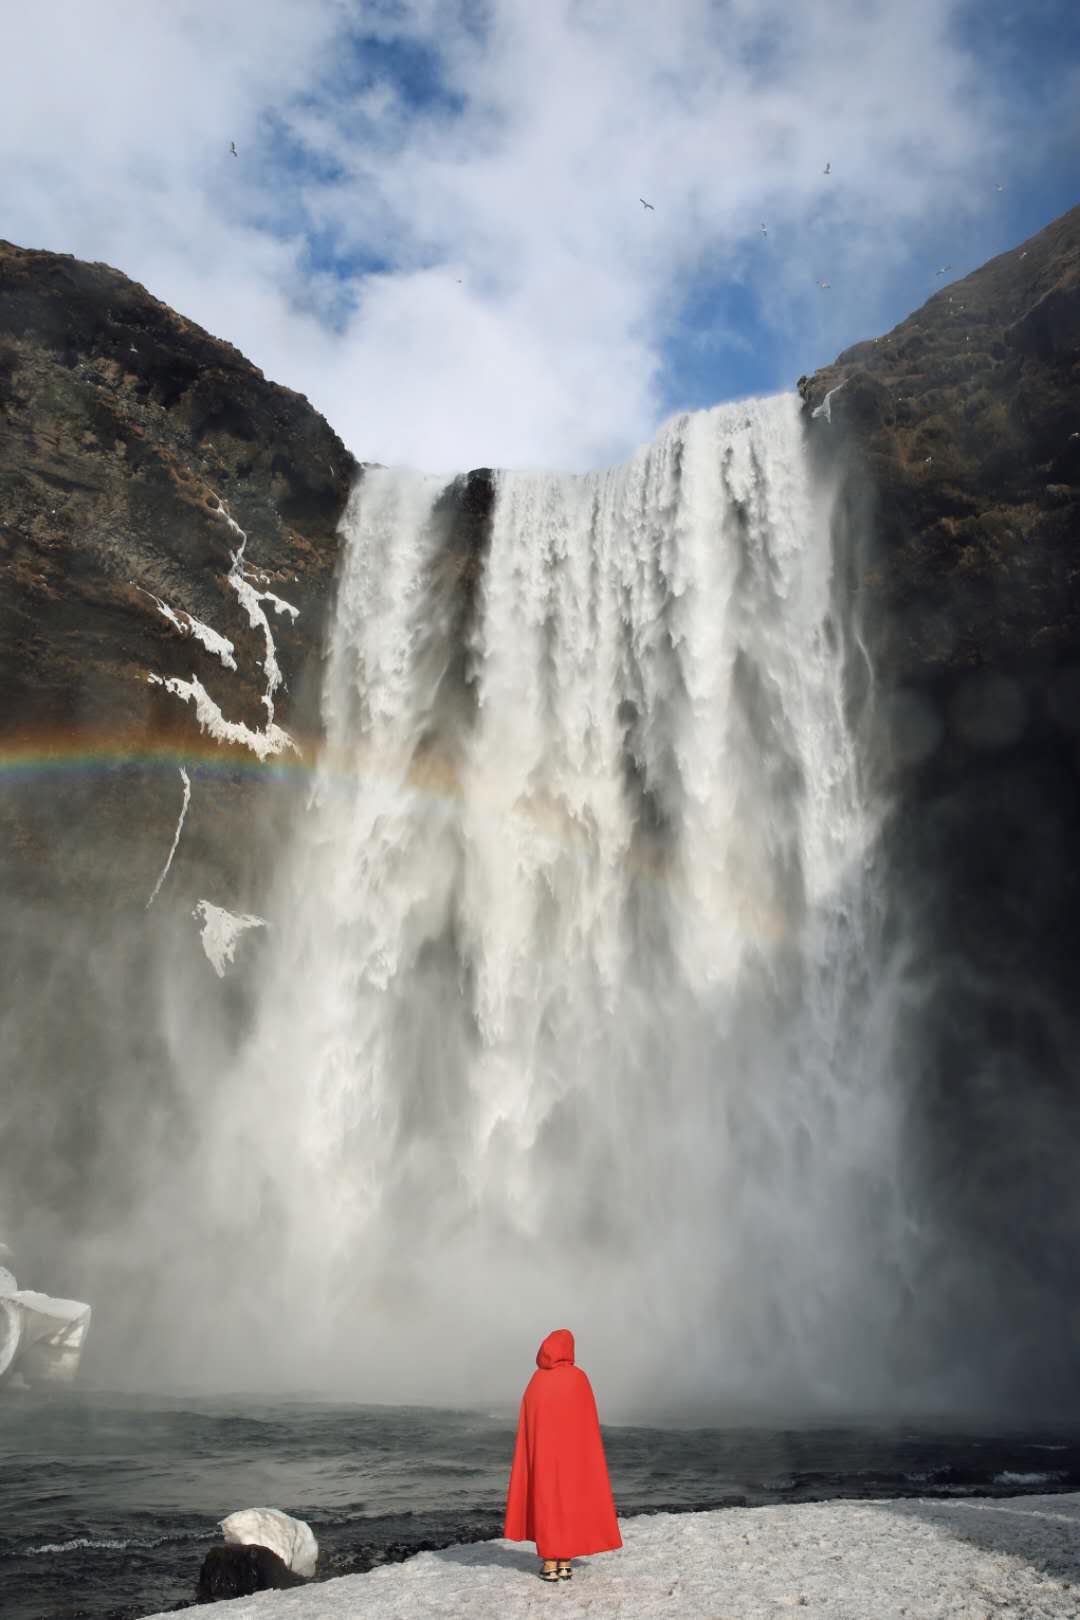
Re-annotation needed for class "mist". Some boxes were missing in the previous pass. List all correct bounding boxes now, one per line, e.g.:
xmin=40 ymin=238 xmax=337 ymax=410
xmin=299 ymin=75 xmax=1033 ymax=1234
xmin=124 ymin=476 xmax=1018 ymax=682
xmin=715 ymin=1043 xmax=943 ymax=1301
xmin=5 ymin=392 xmax=1078 ymax=1423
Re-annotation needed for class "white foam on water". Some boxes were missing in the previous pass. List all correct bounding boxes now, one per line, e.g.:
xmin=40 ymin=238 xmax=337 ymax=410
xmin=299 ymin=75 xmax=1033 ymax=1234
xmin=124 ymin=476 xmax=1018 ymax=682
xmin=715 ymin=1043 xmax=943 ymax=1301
xmin=994 ymin=1470 xmax=1066 ymax=1486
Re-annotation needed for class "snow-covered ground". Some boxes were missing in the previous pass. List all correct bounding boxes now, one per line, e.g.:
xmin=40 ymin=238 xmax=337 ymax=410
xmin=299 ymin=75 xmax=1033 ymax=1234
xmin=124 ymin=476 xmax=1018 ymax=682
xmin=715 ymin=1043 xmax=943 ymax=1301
xmin=142 ymin=1492 xmax=1080 ymax=1619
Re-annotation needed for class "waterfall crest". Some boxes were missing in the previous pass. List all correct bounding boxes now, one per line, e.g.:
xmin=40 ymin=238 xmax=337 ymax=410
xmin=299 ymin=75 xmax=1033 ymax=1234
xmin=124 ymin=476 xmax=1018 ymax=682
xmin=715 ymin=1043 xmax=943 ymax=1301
xmin=213 ymin=396 xmax=908 ymax=1410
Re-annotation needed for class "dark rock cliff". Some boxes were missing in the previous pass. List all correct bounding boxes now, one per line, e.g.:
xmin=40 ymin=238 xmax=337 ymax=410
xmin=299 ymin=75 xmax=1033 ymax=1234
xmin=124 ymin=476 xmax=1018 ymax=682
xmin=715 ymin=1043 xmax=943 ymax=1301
xmin=801 ymin=203 xmax=1080 ymax=1354
xmin=0 ymin=240 xmax=356 ymax=910
xmin=800 ymin=202 xmax=1080 ymax=1006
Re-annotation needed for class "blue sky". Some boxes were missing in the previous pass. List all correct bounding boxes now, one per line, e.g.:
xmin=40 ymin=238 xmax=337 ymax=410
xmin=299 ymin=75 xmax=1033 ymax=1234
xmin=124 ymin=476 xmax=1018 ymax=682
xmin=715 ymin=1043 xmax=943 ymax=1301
xmin=2 ymin=1 xmax=1078 ymax=470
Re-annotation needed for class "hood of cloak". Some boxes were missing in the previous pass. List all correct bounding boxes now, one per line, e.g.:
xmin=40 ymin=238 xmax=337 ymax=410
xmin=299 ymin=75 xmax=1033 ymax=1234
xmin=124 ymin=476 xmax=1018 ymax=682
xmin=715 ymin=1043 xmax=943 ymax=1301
xmin=536 ymin=1328 xmax=575 ymax=1369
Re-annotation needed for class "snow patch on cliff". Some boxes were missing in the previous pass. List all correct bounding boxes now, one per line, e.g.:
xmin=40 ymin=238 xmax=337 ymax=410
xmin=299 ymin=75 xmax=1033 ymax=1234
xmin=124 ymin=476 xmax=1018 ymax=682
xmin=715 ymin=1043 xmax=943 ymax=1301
xmin=812 ymin=377 xmax=849 ymax=423
xmin=147 ymin=674 xmax=296 ymax=760
xmin=193 ymin=900 xmax=268 ymax=977
xmin=146 ymin=767 xmax=192 ymax=909
xmin=134 ymin=586 xmax=237 ymax=670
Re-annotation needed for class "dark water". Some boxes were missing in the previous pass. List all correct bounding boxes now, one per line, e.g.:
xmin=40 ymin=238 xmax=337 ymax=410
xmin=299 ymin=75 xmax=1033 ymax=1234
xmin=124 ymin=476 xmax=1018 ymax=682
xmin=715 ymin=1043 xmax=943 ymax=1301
xmin=4 ymin=1391 xmax=1080 ymax=1620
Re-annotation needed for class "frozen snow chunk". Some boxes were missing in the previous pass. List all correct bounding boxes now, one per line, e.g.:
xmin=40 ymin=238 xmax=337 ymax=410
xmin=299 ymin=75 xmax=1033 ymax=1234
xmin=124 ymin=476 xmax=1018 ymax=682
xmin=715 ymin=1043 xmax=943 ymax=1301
xmin=134 ymin=586 xmax=237 ymax=670
xmin=146 ymin=768 xmax=191 ymax=910
xmin=1 ymin=1291 xmax=92 ymax=1386
xmin=193 ymin=900 xmax=267 ymax=978
xmin=221 ymin=1509 xmax=317 ymax=1578
xmin=147 ymin=673 xmax=297 ymax=761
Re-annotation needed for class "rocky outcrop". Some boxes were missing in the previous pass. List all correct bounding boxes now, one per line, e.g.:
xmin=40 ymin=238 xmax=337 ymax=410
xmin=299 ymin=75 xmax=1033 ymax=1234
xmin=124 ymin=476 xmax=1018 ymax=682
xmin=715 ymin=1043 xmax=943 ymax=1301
xmin=0 ymin=240 xmax=355 ymax=910
xmin=802 ymin=203 xmax=1080 ymax=1332
xmin=800 ymin=203 xmax=1080 ymax=983
xmin=196 ymin=1543 xmax=307 ymax=1602
xmin=800 ymin=202 xmax=1080 ymax=681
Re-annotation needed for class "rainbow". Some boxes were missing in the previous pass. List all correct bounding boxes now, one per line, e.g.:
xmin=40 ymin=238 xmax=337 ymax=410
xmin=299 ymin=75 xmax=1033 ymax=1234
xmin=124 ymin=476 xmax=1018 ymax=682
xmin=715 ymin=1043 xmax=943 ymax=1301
xmin=0 ymin=729 xmax=790 ymax=941
xmin=0 ymin=730 xmax=318 ymax=788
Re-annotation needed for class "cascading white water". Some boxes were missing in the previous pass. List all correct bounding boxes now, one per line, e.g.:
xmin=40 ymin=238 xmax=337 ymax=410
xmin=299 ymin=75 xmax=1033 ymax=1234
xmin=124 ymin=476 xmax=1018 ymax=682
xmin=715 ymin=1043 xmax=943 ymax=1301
xmin=204 ymin=395 xmax=910 ymax=1412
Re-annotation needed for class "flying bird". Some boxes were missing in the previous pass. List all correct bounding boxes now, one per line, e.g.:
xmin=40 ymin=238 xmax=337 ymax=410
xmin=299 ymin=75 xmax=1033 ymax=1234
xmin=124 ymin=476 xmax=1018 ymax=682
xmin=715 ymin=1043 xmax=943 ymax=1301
xmin=639 ymin=197 xmax=654 ymax=211
xmin=760 ymin=223 xmax=768 ymax=236
xmin=230 ymin=141 xmax=238 ymax=157
xmin=818 ymin=279 xmax=830 ymax=290
xmin=995 ymin=182 xmax=1005 ymax=192
xmin=823 ymin=161 xmax=831 ymax=175
xmin=935 ymin=264 xmax=952 ymax=275
xmin=1020 ymin=250 xmax=1028 ymax=259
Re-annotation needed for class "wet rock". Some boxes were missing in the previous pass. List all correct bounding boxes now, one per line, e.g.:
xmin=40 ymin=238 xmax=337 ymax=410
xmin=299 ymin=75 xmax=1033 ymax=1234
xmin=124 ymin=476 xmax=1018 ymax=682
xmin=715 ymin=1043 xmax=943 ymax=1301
xmin=196 ymin=1542 xmax=307 ymax=1603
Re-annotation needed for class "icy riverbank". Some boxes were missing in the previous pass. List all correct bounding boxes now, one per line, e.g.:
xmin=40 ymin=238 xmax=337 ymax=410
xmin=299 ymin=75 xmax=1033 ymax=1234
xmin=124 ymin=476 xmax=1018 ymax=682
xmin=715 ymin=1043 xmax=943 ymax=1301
xmin=142 ymin=1492 xmax=1080 ymax=1619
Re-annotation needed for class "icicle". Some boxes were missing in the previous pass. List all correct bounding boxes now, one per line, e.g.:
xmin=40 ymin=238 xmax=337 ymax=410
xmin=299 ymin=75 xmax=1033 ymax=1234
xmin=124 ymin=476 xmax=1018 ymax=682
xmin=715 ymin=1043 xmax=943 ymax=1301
xmin=145 ymin=767 xmax=192 ymax=909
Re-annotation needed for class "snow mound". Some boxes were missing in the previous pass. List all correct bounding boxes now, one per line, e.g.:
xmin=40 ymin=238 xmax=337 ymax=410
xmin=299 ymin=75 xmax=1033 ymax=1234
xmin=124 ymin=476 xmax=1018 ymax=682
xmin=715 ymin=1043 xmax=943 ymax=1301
xmin=221 ymin=1509 xmax=317 ymax=1578
xmin=141 ymin=1491 xmax=1080 ymax=1619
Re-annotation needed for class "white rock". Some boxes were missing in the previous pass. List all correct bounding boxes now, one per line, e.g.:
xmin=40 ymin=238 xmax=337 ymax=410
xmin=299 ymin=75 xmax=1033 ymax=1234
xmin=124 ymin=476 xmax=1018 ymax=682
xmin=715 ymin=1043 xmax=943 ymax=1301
xmin=221 ymin=1508 xmax=318 ymax=1579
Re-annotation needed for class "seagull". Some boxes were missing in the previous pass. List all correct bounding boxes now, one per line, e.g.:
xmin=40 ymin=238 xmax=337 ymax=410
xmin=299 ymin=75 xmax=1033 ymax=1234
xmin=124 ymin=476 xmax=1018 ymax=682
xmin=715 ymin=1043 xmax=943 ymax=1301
xmin=230 ymin=141 xmax=238 ymax=158
xmin=1020 ymin=250 xmax=1028 ymax=259
xmin=639 ymin=197 xmax=654 ymax=211
xmin=760 ymin=222 xmax=768 ymax=236
xmin=823 ymin=161 xmax=831 ymax=175
xmin=925 ymin=456 xmax=933 ymax=464
xmin=818 ymin=279 xmax=831 ymax=290
xmin=995 ymin=182 xmax=1005 ymax=192
xmin=935 ymin=264 xmax=952 ymax=275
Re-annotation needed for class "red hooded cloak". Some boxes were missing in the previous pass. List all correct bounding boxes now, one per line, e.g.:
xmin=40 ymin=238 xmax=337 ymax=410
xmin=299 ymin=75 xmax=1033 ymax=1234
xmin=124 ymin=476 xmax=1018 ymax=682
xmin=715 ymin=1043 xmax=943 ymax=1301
xmin=503 ymin=1329 xmax=622 ymax=1560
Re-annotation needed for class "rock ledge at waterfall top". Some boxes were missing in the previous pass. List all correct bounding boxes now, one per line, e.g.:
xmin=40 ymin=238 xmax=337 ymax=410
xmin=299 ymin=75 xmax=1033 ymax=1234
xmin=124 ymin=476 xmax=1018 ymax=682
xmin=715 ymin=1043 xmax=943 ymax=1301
xmin=139 ymin=1492 xmax=1080 ymax=1620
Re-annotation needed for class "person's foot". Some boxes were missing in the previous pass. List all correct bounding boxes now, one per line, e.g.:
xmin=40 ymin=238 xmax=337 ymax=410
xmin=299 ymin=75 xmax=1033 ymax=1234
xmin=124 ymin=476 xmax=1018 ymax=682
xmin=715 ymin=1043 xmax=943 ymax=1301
xmin=557 ymin=1561 xmax=572 ymax=1580
xmin=540 ymin=1561 xmax=559 ymax=1582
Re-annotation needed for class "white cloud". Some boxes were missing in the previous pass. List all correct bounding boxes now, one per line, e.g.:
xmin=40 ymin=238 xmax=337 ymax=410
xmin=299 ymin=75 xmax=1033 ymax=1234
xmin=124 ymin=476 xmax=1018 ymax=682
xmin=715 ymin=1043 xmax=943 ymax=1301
xmin=0 ymin=0 xmax=1051 ymax=471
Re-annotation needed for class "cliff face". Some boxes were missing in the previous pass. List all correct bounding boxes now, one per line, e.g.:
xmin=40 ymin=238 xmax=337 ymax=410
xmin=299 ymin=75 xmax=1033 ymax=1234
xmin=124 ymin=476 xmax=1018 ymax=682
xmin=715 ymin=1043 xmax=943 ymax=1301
xmin=799 ymin=204 xmax=1080 ymax=999
xmin=0 ymin=241 xmax=355 ymax=910
xmin=801 ymin=202 xmax=1080 ymax=679
xmin=801 ymin=204 xmax=1080 ymax=1318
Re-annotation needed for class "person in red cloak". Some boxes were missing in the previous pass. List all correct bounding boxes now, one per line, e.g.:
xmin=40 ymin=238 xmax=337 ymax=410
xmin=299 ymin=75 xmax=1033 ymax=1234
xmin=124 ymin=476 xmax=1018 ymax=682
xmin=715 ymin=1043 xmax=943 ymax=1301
xmin=503 ymin=1328 xmax=622 ymax=1582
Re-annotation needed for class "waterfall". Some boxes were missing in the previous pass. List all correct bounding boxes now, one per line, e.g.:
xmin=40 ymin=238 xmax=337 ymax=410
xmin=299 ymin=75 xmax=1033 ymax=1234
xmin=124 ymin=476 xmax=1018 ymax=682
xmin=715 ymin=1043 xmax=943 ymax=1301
xmin=205 ymin=395 xmax=909 ymax=1411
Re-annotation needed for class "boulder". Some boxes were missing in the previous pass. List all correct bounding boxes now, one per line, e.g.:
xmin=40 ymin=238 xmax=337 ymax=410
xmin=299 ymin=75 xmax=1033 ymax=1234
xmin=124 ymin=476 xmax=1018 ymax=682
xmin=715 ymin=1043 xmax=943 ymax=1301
xmin=196 ymin=1543 xmax=306 ymax=1603
xmin=221 ymin=1507 xmax=318 ymax=1578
